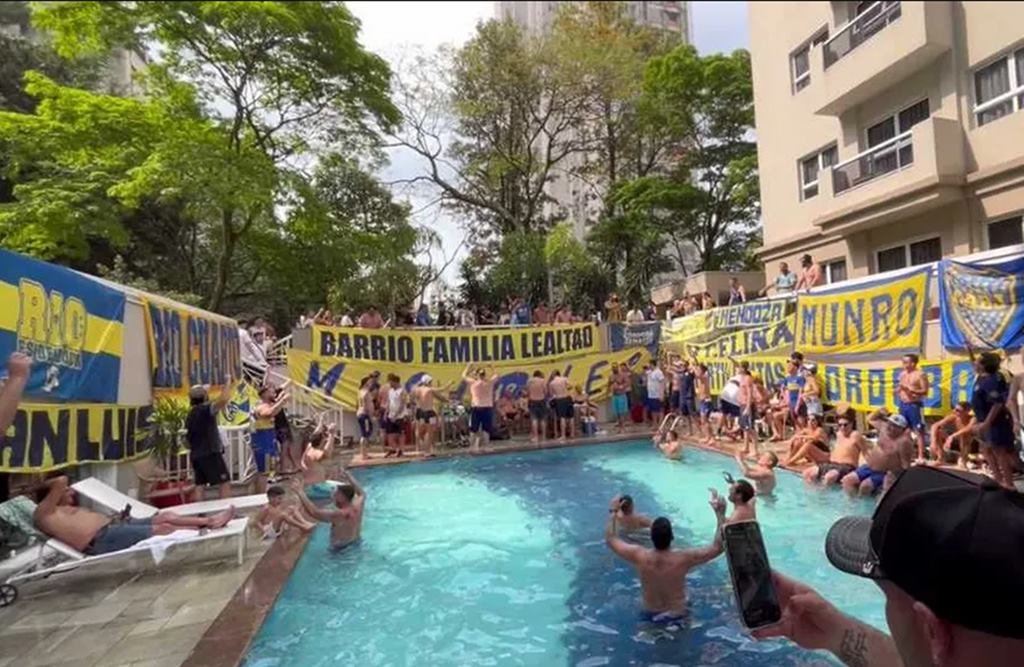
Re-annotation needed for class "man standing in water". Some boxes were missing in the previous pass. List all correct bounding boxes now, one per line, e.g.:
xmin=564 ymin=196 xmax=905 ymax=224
xmin=464 ymin=365 xmax=499 ymax=452
xmin=606 ymin=493 xmax=727 ymax=621
xmin=291 ymin=471 xmax=365 ymax=550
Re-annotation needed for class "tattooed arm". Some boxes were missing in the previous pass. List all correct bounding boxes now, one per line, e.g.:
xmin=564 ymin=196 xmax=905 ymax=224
xmin=753 ymin=570 xmax=903 ymax=667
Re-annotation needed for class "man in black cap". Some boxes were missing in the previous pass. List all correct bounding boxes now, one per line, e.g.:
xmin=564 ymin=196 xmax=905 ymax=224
xmin=606 ymin=493 xmax=727 ymax=621
xmin=185 ymin=377 xmax=234 ymax=501
xmin=754 ymin=466 xmax=1024 ymax=666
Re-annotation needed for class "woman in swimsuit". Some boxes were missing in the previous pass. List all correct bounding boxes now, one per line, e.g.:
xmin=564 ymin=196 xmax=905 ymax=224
xmin=782 ymin=414 xmax=830 ymax=467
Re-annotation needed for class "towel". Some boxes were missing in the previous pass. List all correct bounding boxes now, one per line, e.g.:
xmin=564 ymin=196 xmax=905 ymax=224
xmin=133 ymin=529 xmax=203 ymax=565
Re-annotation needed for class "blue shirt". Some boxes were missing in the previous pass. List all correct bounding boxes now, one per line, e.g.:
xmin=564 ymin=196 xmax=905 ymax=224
xmin=781 ymin=374 xmax=805 ymax=409
xmin=512 ymin=304 xmax=531 ymax=325
xmin=681 ymin=370 xmax=696 ymax=399
xmin=971 ymin=372 xmax=1011 ymax=427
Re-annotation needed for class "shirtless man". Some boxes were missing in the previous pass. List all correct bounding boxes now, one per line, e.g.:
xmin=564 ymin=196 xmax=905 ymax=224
xmin=782 ymin=414 xmax=829 ymax=467
xmin=655 ymin=429 xmax=683 ymax=460
xmin=609 ymin=363 xmax=631 ymax=433
xmin=694 ymin=364 xmax=713 ymax=445
xmin=794 ymin=254 xmax=822 ymax=292
xmin=605 ymin=494 xmax=726 ymax=622
xmin=929 ymin=402 xmax=975 ymax=468
xmin=300 ymin=416 xmax=336 ymax=485
xmin=731 ymin=360 xmax=757 ymax=457
xmin=291 ymin=470 xmax=365 ymax=550
xmin=734 ymin=450 xmax=778 ymax=495
xmin=549 ymin=370 xmax=573 ymax=443
xmin=608 ymin=494 xmax=654 ymax=534
xmin=896 ymin=353 xmax=930 ymax=462
xmin=801 ymin=415 xmax=866 ymax=486
xmin=526 ymin=370 xmax=549 ymax=444
xmin=464 ymin=365 xmax=499 ymax=451
xmin=33 ymin=476 xmax=234 ymax=555
xmin=412 ymin=375 xmax=448 ymax=457
xmin=840 ymin=410 xmax=913 ymax=496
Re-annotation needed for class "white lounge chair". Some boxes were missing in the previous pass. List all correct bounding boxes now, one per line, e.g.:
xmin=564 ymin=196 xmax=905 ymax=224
xmin=5 ymin=517 xmax=249 ymax=588
xmin=72 ymin=477 xmax=267 ymax=520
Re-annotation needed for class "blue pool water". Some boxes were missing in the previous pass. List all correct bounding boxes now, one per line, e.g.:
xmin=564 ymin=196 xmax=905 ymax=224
xmin=244 ymin=442 xmax=882 ymax=666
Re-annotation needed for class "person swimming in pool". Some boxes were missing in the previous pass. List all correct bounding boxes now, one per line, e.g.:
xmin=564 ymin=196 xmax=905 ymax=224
xmin=605 ymin=492 xmax=726 ymax=621
xmin=608 ymin=494 xmax=654 ymax=534
xmin=300 ymin=415 xmax=341 ymax=501
xmin=733 ymin=450 xmax=778 ymax=495
xmin=291 ymin=470 xmax=365 ymax=549
xmin=654 ymin=429 xmax=683 ymax=460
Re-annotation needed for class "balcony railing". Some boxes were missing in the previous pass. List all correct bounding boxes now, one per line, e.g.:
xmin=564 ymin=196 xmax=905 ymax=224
xmin=831 ymin=131 xmax=913 ymax=194
xmin=824 ymin=1 xmax=902 ymax=69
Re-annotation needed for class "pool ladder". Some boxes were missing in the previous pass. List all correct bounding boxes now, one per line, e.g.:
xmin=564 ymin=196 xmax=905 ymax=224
xmin=658 ymin=414 xmax=682 ymax=436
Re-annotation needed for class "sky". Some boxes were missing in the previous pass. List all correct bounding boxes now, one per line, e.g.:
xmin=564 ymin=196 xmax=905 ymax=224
xmin=346 ymin=1 xmax=750 ymax=284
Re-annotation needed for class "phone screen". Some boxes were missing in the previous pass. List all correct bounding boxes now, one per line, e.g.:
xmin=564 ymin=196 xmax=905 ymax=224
xmin=723 ymin=521 xmax=782 ymax=629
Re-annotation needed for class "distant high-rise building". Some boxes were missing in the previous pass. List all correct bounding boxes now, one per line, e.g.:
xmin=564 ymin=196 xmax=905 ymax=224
xmin=495 ymin=1 xmax=691 ymax=240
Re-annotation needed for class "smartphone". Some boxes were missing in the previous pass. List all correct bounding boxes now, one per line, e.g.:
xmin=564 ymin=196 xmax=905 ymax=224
xmin=723 ymin=521 xmax=782 ymax=629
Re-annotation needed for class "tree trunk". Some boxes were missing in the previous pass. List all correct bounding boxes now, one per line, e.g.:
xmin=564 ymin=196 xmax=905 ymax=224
xmin=207 ymin=208 xmax=236 ymax=313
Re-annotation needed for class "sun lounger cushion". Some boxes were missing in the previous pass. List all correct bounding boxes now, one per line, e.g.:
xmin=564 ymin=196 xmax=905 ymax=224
xmin=0 ymin=496 xmax=45 ymax=548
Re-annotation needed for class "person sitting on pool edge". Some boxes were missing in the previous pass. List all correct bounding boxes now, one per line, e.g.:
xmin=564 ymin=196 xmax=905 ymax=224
xmin=255 ymin=485 xmax=315 ymax=539
xmin=840 ymin=409 xmax=914 ymax=497
xmin=803 ymin=413 xmax=868 ymax=487
xmin=753 ymin=466 xmax=1024 ymax=667
xmin=929 ymin=402 xmax=977 ymax=469
xmin=782 ymin=414 xmax=829 ymax=467
xmin=608 ymin=494 xmax=654 ymax=534
xmin=733 ymin=450 xmax=778 ymax=495
xmin=291 ymin=470 xmax=365 ymax=550
xmin=605 ymin=492 xmax=727 ymax=622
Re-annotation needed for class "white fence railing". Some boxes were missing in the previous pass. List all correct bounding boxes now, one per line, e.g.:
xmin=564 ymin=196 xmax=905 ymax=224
xmin=824 ymin=1 xmax=902 ymax=68
xmin=832 ymin=130 xmax=913 ymax=194
xmin=268 ymin=368 xmax=346 ymax=439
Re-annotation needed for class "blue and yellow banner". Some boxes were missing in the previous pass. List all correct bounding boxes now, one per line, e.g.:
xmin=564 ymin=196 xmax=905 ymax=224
xmin=939 ymin=257 xmax=1024 ymax=350
xmin=1 ymin=402 xmax=153 ymax=472
xmin=708 ymin=297 xmax=793 ymax=330
xmin=794 ymin=268 xmax=929 ymax=357
xmin=609 ymin=322 xmax=661 ymax=355
xmin=663 ymin=312 xmax=711 ymax=346
xmin=289 ymin=346 xmax=650 ymax=411
xmin=703 ymin=355 xmax=974 ymax=417
xmin=0 ymin=249 xmax=125 ymax=403
xmin=144 ymin=298 xmax=241 ymax=396
xmin=313 ymin=323 xmax=599 ymax=365
xmin=685 ymin=315 xmax=795 ymax=360
xmin=219 ymin=379 xmax=259 ymax=426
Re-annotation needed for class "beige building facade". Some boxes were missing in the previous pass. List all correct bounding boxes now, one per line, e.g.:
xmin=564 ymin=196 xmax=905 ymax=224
xmin=750 ymin=1 xmax=1024 ymax=287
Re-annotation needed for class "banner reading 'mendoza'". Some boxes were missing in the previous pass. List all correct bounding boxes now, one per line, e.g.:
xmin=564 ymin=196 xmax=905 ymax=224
xmin=145 ymin=298 xmax=241 ymax=395
xmin=0 ymin=403 xmax=153 ymax=472
xmin=794 ymin=267 xmax=929 ymax=357
xmin=0 ymin=249 xmax=125 ymax=403
xmin=313 ymin=324 xmax=598 ymax=365
xmin=289 ymin=346 xmax=650 ymax=411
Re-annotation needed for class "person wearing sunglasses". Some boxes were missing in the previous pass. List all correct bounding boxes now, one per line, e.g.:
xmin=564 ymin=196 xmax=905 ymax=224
xmin=802 ymin=415 xmax=869 ymax=487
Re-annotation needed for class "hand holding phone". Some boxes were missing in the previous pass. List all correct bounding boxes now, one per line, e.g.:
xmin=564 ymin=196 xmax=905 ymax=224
xmin=723 ymin=521 xmax=782 ymax=629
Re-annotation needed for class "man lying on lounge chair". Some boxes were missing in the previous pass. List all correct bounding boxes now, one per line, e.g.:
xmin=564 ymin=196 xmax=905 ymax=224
xmin=33 ymin=476 xmax=236 ymax=555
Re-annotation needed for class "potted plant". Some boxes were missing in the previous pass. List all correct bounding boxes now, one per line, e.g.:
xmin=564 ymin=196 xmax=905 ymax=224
xmin=140 ymin=397 xmax=194 ymax=507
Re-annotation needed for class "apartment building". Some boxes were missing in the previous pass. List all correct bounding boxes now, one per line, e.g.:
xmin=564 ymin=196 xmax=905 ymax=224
xmin=751 ymin=1 xmax=1024 ymax=284
xmin=496 ymin=1 xmax=691 ymax=238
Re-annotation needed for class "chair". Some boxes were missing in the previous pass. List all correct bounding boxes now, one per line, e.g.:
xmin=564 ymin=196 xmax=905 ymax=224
xmin=72 ymin=478 xmax=267 ymax=520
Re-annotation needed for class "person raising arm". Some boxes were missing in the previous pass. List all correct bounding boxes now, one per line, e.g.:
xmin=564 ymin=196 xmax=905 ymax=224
xmin=291 ymin=470 xmax=365 ymax=550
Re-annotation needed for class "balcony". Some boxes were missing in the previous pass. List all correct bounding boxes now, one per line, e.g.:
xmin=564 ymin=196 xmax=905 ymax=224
xmin=809 ymin=117 xmax=966 ymax=234
xmin=810 ymin=1 xmax=953 ymax=116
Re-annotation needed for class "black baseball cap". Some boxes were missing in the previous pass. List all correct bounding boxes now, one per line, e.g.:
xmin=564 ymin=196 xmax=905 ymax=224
xmin=825 ymin=467 xmax=1024 ymax=638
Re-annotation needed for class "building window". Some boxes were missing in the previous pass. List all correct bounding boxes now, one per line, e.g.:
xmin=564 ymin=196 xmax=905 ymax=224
xmin=800 ymin=144 xmax=838 ymax=200
xmin=862 ymin=98 xmax=928 ymax=174
xmin=974 ymin=47 xmax=1024 ymax=126
xmin=824 ymin=258 xmax=848 ymax=284
xmin=988 ymin=216 xmax=1024 ymax=249
xmin=791 ymin=30 xmax=828 ymax=93
xmin=876 ymin=236 xmax=942 ymax=273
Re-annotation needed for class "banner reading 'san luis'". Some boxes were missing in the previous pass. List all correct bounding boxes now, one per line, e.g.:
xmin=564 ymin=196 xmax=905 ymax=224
xmin=288 ymin=345 xmax=650 ymax=411
xmin=313 ymin=323 xmax=599 ymax=364
xmin=0 ymin=249 xmax=125 ymax=403
xmin=144 ymin=297 xmax=241 ymax=396
xmin=794 ymin=267 xmax=929 ymax=357
xmin=0 ymin=402 xmax=153 ymax=472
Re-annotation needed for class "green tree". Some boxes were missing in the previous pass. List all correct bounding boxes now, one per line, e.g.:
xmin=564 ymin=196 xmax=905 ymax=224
xmin=544 ymin=222 xmax=612 ymax=314
xmin=29 ymin=1 xmax=400 ymax=311
xmin=392 ymin=19 xmax=588 ymax=240
xmin=614 ymin=46 xmax=761 ymax=274
xmin=587 ymin=211 xmax=673 ymax=307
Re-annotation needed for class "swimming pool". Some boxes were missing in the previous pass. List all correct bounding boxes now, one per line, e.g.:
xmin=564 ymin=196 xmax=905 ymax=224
xmin=244 ymin=442 xmax=882 ymax=666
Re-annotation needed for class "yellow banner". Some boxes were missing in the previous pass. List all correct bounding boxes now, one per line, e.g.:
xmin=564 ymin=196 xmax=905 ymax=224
xmin=685 ymin=315 xmax=795 ymax=360
xmin=1 ymin=403 xmax=153 ymax=472
xmin=794 ymin=268 xmax=929 ymax=357
xmin=313 ymin=324 xmax=600 ymax=365
xmin=663 ymin=312 xmax=710 ymax=345
xmin=702 ymin=355 xmax=975 ymax=417
xmin=288 ymin=347 xmax=651 ymax=410
xmin=219 ymin=379 xmax=259 ymax=426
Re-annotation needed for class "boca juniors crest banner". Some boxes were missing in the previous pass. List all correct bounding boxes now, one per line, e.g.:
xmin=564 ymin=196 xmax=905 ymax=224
xmin=0 ymin=249 xmax=125 ymax=403
xmin=939 ymin=257 xmax=1024 ymax=350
